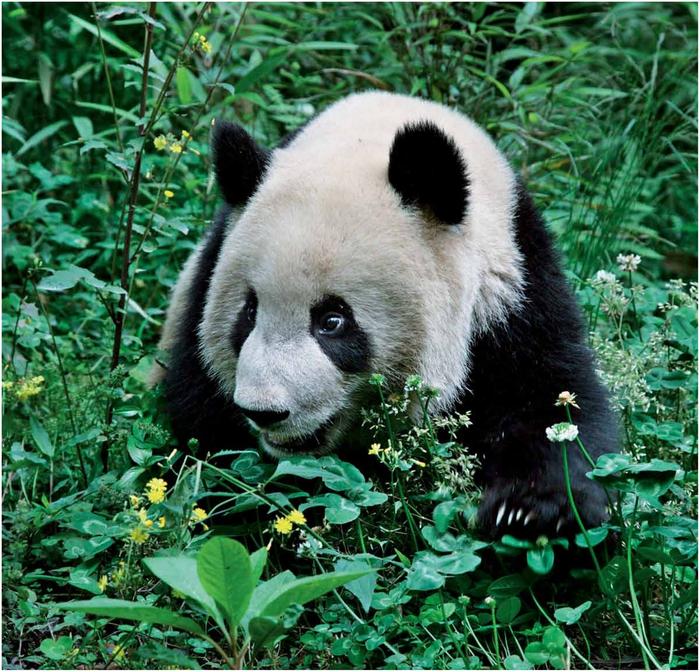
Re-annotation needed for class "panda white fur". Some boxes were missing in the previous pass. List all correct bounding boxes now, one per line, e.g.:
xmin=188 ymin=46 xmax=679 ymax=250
xmin=155 ymin=91 xmax=617 ymax=537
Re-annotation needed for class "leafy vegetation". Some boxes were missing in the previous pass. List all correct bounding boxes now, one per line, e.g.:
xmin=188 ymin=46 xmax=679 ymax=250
xmin=2 ymin=2 xmax=697 ymax=670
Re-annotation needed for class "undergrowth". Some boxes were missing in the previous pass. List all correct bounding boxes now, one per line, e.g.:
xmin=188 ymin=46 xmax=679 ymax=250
xmin=2 ymin=3 xmax=697 ymax=670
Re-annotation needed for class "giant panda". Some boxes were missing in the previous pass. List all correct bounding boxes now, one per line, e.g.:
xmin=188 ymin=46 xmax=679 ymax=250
xmin=153 ymin=91 xmax=617 ymax=538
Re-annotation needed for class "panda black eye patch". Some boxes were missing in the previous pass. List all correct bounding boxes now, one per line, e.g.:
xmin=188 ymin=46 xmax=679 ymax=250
xmin=231 ymin=288 xmax=257 ymax=355
xmin=310 ymin=295 xmax=372 ymax=374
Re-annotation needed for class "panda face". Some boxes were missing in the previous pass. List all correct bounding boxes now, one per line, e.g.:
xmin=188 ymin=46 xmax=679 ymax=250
xmin=197 ymin=91 xmax=525 ymax=457
xmin=199 ymin=180 xmax=429 ymax=456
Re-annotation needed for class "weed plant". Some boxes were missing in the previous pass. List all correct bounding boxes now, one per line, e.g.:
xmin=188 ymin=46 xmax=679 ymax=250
xmin=2 ymin=3 xmax=697 ymax=670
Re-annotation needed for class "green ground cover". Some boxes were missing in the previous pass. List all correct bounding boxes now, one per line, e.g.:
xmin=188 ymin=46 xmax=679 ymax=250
xmin=2 ymin=3 xmax=697 ymax=669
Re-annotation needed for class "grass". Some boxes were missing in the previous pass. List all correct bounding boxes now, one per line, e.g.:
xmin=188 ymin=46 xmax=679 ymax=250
xmin=1 ymin=2 xmax=697 ymax=670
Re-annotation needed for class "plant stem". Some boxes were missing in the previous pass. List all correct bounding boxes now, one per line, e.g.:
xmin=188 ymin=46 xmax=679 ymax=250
xmin=30 ymin=280 xmax=87 ymax=486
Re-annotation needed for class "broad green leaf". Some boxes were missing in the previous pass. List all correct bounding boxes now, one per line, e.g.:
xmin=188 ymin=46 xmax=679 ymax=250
xmin=574 ymin=527 xmax=608 ymax=548
xmin=197 ymin=538 xmax=253 ymax=629
xmin=488 ymin=574 xmax=529 ymax=598
xmin=306 ymin=493 xmax=360 ymax=524
xmin=55 ymin=598 xmax=204 ymax=636
xmin=273 ymin=456 xmax=365 ymax=492
xmin=17 ymin=120 xmax=67 ymax=157
xmin=176 ymin=66 xmax=192 ymax=104
xmin=554 ymin=600 xmax=592 ymax=625
xmin=250 ymin=547 xmax=268 ymax=585
xmin=242 ymin=571 xmax=295 ymax=633
xmin=258 ymin=570 xmax=373 ymax=619
xmin=72 ymin=116 xmax=94 ymax=139
xmin=504 ymin=654 xmax=532 ymax=670
xmin=144 ymin=556 xmax=219 ymax=618
xmin=40 ymin=636 xmax=73 ymax=661
xmin=334 ymin=559 xmax=376 ymax=612
xmin=248 ymin=615 xmax=287 ymax=648
xmin=527 ymin=546 xmax=555 ymax=575
xmin=496 ymin=596 xmax=522 ymax=624
xmin=30 ymin=416 xmax=54 ymax=458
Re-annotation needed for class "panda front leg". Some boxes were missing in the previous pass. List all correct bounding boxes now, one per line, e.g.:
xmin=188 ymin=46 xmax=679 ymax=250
xmin=476 ymin=437 xmax=608 ymax=539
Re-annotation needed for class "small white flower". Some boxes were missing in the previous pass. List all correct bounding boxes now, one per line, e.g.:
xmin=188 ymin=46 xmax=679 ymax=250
xmin=616 ymin=253 xmax=641 ymax=272
xmin=546 ymin=422 xmax=579 ymax=443
xmin=593 ymin=270 xmax=617 ymax=285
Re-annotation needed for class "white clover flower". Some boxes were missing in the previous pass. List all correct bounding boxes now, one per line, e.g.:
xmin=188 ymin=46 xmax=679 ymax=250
xmin=616 ymin=253 xmax=641 ymax=272
xmin=545 ymin=422 xmax=579 ymax=443
xmin=593 ymin=270 xmax=617 ymax=285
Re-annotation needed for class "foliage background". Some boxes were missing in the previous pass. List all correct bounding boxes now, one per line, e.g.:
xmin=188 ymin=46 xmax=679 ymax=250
xmin=2 ymin=2 xmax=698 ymax=670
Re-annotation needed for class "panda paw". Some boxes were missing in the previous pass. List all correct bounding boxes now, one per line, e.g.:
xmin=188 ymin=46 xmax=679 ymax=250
xmin=477 ymin=478 xmax=607 ymax=539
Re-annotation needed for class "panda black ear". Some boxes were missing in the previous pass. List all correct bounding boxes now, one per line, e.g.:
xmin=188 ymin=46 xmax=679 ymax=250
xmin=388 ymin=121 xmax=469 ymax=225
xmin=212 ymin=120 xmax=270 ymax=207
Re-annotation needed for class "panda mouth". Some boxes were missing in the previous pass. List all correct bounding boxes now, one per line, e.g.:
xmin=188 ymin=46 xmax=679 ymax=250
xmin=259 ymin=416 xmax=338 ymax=457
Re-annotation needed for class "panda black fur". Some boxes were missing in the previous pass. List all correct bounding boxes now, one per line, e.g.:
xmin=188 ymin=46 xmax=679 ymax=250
xmin=155 ymin=92 xmax=617 ymax=538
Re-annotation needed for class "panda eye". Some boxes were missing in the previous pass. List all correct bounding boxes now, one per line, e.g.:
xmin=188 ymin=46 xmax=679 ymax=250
xmin=318 ymin=312 xmax=346 ymax=336
xmin=243 ymin=290 xmax=257 ymax=324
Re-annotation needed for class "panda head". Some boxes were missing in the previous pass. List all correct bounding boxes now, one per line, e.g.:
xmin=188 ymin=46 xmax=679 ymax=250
xmin=199 ymin=93 xmax=523 ymax=457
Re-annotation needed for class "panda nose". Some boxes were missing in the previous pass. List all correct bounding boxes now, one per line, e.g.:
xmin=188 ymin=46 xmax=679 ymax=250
xmin=238 ymin=407 xmax=290 ymax=428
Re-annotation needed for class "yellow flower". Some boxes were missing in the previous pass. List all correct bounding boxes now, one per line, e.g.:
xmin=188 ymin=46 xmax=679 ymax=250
xmin=97 ymin=575 xmax=108 ymax=592
xmin=129 ymin=527 xmax=148 ymax=544
xmin=164 ymin=190 xmax=174 ymax=199
xmin=110 ymin=644 xmax=126 ymax=661
xmin=287 ymin=509 xmax=307 ymax=526
xmin=15 ymin=375 xmax=45 ymax=400
xmin=145 ymin=478 xmax=167 ymax=504
xmin=2 ymin=381 xmax=13 ymax=390
xmin=129 ymin=495 xmax=140 ymax=508
xmin=158 ymin=516 xmax=166 ymax=528
xmin=169 ymin=142 xmax=183 ymax=154
xmin=137 ymin=508 xmax=149 ymax=524
xmin=144 ymin=519 xmax=153 ymax=528
xmin=181 ymin=130 xmax=191 ymax=139
xmin=190 ymin=506 xmax=208 ymax=524
xmin=153 ymin=135 xmax=168 ymax=151
xmin=368 ymin=443 xmax=381 ymax=456
xmin=273 ymin=516 xmax=293 ymax=535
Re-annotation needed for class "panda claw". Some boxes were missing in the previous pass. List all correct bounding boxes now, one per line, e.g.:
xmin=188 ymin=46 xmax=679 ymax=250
xmin=556 ymin=517 xmax=565 ymax=534
xmin=508 ymin=510 xmax=515 ymax=525
xmin=516 ymin=508 xmax=523 ymax=521
xmin=523 ymin=511 xmax=535 ymax=526
xmin=496 ymin=502 xmax=507 ymax=526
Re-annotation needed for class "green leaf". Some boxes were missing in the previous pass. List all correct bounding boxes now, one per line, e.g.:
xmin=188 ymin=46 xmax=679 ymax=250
xmin=38 ymin=53 xmax=53 ymax=106
xmin=30 ymin=416 xmax=54 ymax=458
xmin=334 ymin=559 xmax=377 ymax=612
xmin=488 ymin=574 xmax=529 ymax=598
xmin=144 ymin=556 xmax=220 ymax=617
xmin=306 ymin=493 xmax=360 ymax=524
xmin=176 ymin=66 xmax=193 ymax=104
xmin=72 ymin=116 xmax=94 ymax=139
xmin=197 ymin=537 xmax=253 ymax=629
xmin=55 ymin=598 xmax=204 ymax=635
xmin=68 ymin=14 xmax=140 ymax=58
xmin=273 ymin=456 xmax=365 ymax=492
xmin=17 ymin=120 xmax=67 ymax=157
xmin=504 ymin=654 xmax=532 ymax=670
xmin=40 ymin=636 xmax=73 ymax=661
xmin=554 ymin=600 xmax=592 ymax=625
xmin=248 ymin=615 xmax=288 ymax=648
xmin=527 ymin=545 xmax=555 ymax=575
xmin=496 ymin=596 xmax=522 ymax=624
xmin=242 ymin=571 xmax=296 ymax=632
xmin=574 ymin=527 xmax=609 ymax=548
xmin=250 ymin=547 xmax=268 ymax=585
xmin=257 ymin=570 xmax=373 ymax=619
